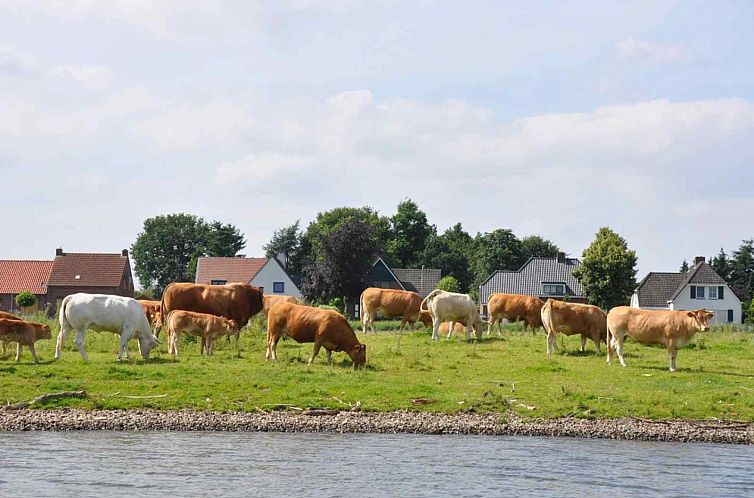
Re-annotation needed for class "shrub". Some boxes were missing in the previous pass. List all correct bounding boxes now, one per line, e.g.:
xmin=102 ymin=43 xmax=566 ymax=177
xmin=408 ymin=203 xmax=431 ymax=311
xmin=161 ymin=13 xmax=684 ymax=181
xmin=15 ymin=291 xmax=37 ymax=309
xmin=437 ymin=276 xmax=461 ymax=293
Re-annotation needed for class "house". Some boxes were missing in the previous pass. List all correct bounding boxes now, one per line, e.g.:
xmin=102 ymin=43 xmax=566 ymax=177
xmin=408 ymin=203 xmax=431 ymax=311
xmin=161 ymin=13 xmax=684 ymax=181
xmin=631 ymin=256 xmax=741 ymax=324
xmin=478 ymin=252 xmax=586 ymax=315
xmin=195 ymin=256 xmax=303 ymax=299
xmin=365 ymin=258 xmax=441 ymax=298
xmin=0 ymin=248 xmax=134 ymax=313
xmin=0 ymin=260 xmax=54 ymax=312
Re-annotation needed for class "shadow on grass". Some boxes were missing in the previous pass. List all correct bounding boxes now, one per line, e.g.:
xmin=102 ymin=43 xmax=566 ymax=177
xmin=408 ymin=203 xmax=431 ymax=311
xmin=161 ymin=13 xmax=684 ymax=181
xmin=641 ymin=365 xmax=754 ymax=377
xmin=560 ymin=349 xmax=604 ymax=358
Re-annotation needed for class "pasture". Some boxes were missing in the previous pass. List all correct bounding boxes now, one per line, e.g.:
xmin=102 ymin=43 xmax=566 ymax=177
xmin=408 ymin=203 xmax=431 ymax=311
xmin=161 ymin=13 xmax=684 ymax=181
xmin=2 ymin=313 xmax=753 ymax=421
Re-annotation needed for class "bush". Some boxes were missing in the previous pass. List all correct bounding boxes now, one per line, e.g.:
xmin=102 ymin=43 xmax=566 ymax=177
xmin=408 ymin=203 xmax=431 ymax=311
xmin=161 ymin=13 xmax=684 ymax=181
xmin=437 ymin=276 xmax=461 ymax=293
xmin=15 ymin=291 xmax=37 ymax=309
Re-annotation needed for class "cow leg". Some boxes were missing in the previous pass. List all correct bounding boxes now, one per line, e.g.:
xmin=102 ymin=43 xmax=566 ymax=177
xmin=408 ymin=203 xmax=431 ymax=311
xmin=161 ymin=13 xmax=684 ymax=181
xmin=447 ymin=322 xmax=455 ymax=339
xmin=546 ymin=331 xmax=558 ymax=357
xmin=267 ymin=335 xmax=280 ymax=362
xmin=668 ymin=343 xmax=677 ymax=372
xmin=308 ymin=342 xmax=322 ymax=365
xmin=325 ymin=349 xmax=332 ymax=365
xmin=207 ymin=338 xmax=214 ymax=356
xmin=431 ymin=319 xmax=440 ymax=341
xmin=580 ymin=334 xmax=587 ymax=352
xmin=171 ymin=332 xmax=180 ymax=357
xmin=74 ymin=329 xmax=89 ymax=361
xmin=200 ymin=337 xmax=207 ymax=355
xmin=614 ymin=333 xmax=627 ymax=367
xmin=1 ymin=341 xmax=6 ymax=358
xmin=592 ymin=332 xmax=601 ymax=354
xmin=118 ymin=326 xmax=135 ymax=362
xmin=55 ymin=322 xmax=73 ymax=359
xmin=15 ymin=343 xmax=22 ymax=362
xmin=28 ymin=343 xmax=39 ymax=363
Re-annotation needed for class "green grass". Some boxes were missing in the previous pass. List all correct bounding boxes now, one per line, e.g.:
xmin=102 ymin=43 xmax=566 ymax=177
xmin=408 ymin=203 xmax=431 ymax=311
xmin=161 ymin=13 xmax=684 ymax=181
xmin=2 ymin=313 xmax=754 ymax=421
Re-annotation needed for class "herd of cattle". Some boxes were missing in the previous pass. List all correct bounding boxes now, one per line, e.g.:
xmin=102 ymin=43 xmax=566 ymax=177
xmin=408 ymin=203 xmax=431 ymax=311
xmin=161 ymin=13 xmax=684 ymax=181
xmin=0 ymin=283 xmax=715 ymax=372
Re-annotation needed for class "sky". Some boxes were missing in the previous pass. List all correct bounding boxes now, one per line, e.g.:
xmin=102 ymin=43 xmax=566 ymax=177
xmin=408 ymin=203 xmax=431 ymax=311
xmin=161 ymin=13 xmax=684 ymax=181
xmin=1 ymin=0 xmax=753 ymax=284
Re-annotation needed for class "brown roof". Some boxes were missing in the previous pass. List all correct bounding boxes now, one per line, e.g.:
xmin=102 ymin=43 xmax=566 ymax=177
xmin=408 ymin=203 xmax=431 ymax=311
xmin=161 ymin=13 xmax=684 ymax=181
xmin=48 ymin=253 xmax=129 ymax=287
xmin=195 ymin=257 xmax=267 ymax=284
xmin=0 ymin=260 xmax=54 ymax=294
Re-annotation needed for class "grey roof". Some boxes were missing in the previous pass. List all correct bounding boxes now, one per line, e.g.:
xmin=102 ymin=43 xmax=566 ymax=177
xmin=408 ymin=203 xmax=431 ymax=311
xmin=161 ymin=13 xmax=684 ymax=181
xmin=392 ymin=268 xmax=441 ymax=298
xmin=479 ymin=257 xmax=584 ymax=305
xmin=635 ymin=262 xmax=729 ymax=307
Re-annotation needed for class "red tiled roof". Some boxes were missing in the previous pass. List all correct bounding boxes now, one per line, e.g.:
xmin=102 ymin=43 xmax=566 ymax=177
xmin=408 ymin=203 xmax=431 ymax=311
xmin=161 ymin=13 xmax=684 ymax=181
xmin=195 ymin=257 xmax=267 ymax=284
xmin=48 ymin=253 xmax=129 ymax=287
xmin=0 ymin=260 xmax=54 ymax=294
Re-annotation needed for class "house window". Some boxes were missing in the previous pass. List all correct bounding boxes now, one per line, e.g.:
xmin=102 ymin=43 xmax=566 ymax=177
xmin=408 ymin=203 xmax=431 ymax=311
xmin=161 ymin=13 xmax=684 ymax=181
xmin=543 ymin=284 xmax=565 ymax=296
xmin=728 ymin=310 xmax=734 ymax=323
xmin=210 ymin=279 xmax=227 ymax=285
xmin=696 ymin=286 xmax=705 ymax=299
xmin=708 ymin=286 xmax=718 ymax=299
xmin=273 ymin=282 xmax=285 ymax=293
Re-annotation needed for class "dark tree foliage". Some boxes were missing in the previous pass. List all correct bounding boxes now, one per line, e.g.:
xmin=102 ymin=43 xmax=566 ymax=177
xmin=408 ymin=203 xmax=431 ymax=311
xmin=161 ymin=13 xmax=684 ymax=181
xmin=131 ymin=213 xmax=245 ymax=295
xmin=305 ymin=206 xmax=390 ymax=248
xmin=521 ymin=235 xmax=559 ymax=260
xmin=572 ymin=227 xmax=637 ymax=310
xmin=710 ymin=248 xmax=732 ymax=282
xmin=470 ymin=229 xmax=525 ymax=290
xmin=730 ymin=239 xmax=754 ymax=302
xmin=263 ymin=220 xmax=304 ymax=274
xmin=420 ymin=235 xmax=473 ymax=292
xmin=301 ymin=218 xmax=381 ymax=305
xmin=679 ymin=259 xmax=689 ymax=273
xmin=386 ymin=198 xmax=436 ymax=267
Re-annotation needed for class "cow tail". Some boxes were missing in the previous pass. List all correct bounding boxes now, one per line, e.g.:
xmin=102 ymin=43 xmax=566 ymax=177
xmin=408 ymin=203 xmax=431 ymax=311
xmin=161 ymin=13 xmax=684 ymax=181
xmin=540 ymin=299 xmax=552 ymax=335
xmin=359 ymin=290 xmax=367 ymax=325
xmin=420 ymin=289 xmax=442 ymax=313
xmin=58 ymin=294 xmax=73 ymax=332
xmin=159 ymin=284 xmax=171 ymax=338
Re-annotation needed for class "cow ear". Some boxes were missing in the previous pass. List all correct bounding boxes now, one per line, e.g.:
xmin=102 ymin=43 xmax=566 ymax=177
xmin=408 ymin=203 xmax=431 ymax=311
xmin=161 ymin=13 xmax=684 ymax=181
xmin=687 ymin=311 xmax=695 ymax=318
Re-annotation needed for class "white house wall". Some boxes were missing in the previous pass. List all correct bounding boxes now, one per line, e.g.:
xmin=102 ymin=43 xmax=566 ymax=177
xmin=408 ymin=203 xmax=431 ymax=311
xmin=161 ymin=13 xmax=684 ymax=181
xmin=670 ymin=284 xmax=742 ymax=324
xmin=250 ymin=260 xmax=302 ymax=300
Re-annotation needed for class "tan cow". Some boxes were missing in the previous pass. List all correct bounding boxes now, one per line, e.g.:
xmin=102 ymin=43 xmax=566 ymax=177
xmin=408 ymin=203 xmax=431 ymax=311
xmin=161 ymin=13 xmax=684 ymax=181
xmin=166 ymin=310 xmax=239 ymax=357
xmin=137 ymin=299 xmax=163 ymax=334
xmin=360 ymin=288 xmax=432 ymax=333
xmin=540 ymin=299 xmax=607 ymax=356
xmin=0 ymin=318 xmax=52 ymax=363
xmin=439 ymin=321 xmax=467 ymax=338
xmin=487 ymin=293 xmax=544 ymax=335
xmin=263 ymin=295 xmax=301 ymax=316
xmin=266 ymin=302 xmax=366 ymax=367
xmin=420 ymin=289 xmax=485 ymax=341
xmin=606 ymin=306 xmax=713 ymax=371
xmin=0 ymin=311 xmax=20 ymax=355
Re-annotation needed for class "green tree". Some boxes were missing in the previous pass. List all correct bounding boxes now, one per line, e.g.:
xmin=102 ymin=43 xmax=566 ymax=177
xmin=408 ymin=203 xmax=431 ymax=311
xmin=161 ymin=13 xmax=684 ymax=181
xmin=437 ymin=275 xmax=461 ymax=293
xmin=15 ymin=291 xmax=36 ymax=309
xmin=470 ymin=229 xmax=525 ymax=289
xmin=420 ymin=235 xmax=473 ymax=292
xmin=131 ymin=213 xmax=246 ymax=295
xmin=710 ymin=248 xmax=732 ymax=281
xmin=521 ymin=235 xmax=559 ymax=259
xmin=572 ymin=227 xmax=637 ymax=310
xmin=264 ymin=221 xmax=304 ymax=274
xmin=386 ymin=199 xmax=436 ymax=267
xmin=730 ymin=239 xmax=754 ymax=302
xmin=679 ymin=259 xmax=689 ymax=273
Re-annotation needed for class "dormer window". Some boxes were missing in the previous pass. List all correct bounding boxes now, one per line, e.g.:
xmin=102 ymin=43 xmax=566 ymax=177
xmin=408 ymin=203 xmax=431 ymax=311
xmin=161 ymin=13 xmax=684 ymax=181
xmin=543 ymin=283 xmax=565 ymax=296
xmin=75 ymin=275 xmax=81 ymax=280
xmin=211 ymin=279 xmax=227 ymax=285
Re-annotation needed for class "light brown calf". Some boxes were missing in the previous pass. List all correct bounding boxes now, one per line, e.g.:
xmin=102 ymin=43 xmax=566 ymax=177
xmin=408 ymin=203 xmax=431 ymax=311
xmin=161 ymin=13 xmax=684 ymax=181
xmin=487 ymin=293 xmax=544 ymax=335
xmin=266 ymin=302 xmax=366 ymax=367
xmin=0 ymin=318 xmax=52 ymax=363
xmin=166 ymin=310 xmax=238 ymax=357
xmin=360 ymin=288 xmax=432 ymax=333
xmin=0 ymin=311 xmax=20 ymax=355
xmin=540 ymin=300 xmax=607 ymax=356
xmin=138 ymin=300 xmax=163 ymax=335
xmin=606 ymin=306 xmax=713 ymax=371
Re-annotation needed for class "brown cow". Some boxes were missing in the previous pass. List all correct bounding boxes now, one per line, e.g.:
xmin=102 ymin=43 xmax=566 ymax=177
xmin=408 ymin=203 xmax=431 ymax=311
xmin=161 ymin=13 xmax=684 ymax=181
xmin=359 ymin=288 xmax=432 ymax=333
xmin=0 ymin=318 xmax=52 ymax=363
xmin=487 ymin=293 xmax=544 ymax=335
xmin=540 ymin=299 xmax=607 ymax=356
xmin=266 ymin=302 xmax=366 ymax=367
xmin=160 ymin=282 xmax=263 ymax=341
xmin=166 ymin=310 xmax=238 ymax=357
xmin=138 ymin=300 xmax=163 ymax=334
xmin=263 ymin=295 xmax=301 ymax=316
xmin=0 ymin=311 xmax=20 ymax=355
xmin=606 ymin=306 xmax=713 ymax=371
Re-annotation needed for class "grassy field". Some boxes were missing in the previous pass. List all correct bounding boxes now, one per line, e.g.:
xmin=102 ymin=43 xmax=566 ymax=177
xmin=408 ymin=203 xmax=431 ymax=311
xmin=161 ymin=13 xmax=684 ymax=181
xmin=2 ymin=313 xmax=753 ymax=421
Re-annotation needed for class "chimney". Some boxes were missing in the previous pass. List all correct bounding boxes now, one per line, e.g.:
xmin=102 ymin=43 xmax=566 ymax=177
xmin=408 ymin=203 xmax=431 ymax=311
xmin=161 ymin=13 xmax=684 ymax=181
xmin=122 ymin=249 xmax=129 ymax=257
xmin=55 ymin=248 xmax=64 ymax=256
xmin=556 ymin=252 xmax=566 ymax=263
xmin=694 ymin=256 xmax=705 ymax=266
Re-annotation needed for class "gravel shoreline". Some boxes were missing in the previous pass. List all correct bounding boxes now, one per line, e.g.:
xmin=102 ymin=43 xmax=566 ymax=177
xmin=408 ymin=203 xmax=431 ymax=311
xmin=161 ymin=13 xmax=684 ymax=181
xmin=1 ymin=409 xmax=752 ymax=444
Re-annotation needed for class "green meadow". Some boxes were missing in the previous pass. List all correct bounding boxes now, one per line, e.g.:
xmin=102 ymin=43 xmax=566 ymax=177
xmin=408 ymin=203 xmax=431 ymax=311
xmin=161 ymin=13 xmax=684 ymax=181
xmin=2 ymin=313 xmax=753 ymax=421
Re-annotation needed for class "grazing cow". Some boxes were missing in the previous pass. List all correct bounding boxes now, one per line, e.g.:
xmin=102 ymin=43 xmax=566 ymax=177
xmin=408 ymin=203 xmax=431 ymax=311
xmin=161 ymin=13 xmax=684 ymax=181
xmin=160 ymin=283 xmax=263 ymax=344
xmin=55 ymin=293 xmax=159 ymax=361
xmin=420 ymin=290 xmax=485 ymax=341
xmin=359 ymin=288 xmax=433 ymax=333
xmin=541 ymin=300 xmax=607 ymax=356
xmin=439 ymin=321 xmax=467 ymax=338
xmin=263 ymin=295 xmax=301 ymax=316
xmin=0 ymin=318 xmax=51 ymax=363
xmin=138 ymin=299 xmax=163 ymax=334
xmin=487 ymin=293 xmax=544 ymax=335
xmin=266 ymin=302 xmax=366 ymax=367
xmin=606 ymin=306 xmax=714 ymax=372
xmin=165 ymin=310 xmax=238 ymax=357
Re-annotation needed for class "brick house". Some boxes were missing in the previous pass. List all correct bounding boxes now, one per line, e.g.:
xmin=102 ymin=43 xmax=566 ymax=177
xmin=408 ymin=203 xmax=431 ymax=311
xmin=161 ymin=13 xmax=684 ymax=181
xmin=0 ymin=248 xmax=134 ymax=314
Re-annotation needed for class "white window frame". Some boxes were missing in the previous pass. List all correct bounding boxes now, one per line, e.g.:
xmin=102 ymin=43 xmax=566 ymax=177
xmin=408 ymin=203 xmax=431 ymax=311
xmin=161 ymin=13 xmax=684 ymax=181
xmin=273 ymin=282 xmax=285 ymax=293
xmin=543 ymin=284 xmax=565 ymax=296
xmin=708 ymin=286 xmax=718 ymax=299
xmin=696 ymin=286 xmax=705 ymax=299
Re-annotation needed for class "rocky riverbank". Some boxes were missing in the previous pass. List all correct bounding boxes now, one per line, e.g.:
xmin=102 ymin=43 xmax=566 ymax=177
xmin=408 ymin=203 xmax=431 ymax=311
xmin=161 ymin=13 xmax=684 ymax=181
xmin=1 ymin=409 xmax=752 ymax=444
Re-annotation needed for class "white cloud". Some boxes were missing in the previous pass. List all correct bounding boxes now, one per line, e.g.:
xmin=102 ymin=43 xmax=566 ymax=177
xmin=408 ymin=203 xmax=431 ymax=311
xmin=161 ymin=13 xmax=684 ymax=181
xmin=55 ymin=65 xmax=114 ymax=89
xmin=615 ymin=37 xmax=689 ymax=63
xmin=0 ymin=45 xmax=40 ymax=78
xmin=216 ymin=153 xmax=314 ymax=184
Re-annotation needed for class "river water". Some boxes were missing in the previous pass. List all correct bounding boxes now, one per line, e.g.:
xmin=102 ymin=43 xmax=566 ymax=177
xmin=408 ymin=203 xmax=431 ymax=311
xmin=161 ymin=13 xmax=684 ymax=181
xmin=1 ymin=432 xmax=751 ymax=497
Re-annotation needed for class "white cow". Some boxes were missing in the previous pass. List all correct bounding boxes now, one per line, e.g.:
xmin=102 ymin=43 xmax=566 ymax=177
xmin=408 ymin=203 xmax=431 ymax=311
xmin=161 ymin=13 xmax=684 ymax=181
xmin=55 ymin=293 xmax=159 ymax=361
xmin=420 ymin=289 xmax=485 ymax=341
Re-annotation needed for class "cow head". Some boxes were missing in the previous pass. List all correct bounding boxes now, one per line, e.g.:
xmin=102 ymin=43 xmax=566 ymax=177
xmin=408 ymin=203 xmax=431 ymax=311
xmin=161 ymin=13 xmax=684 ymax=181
xmin=419 ymin=311 xmax=433 ymax=327
xmin=138 ymin=333 xmax=159 ymax=359
xmin=472 ymin=318 xmax=486 ymax=340
xmin=687 ymin=309 xmax=714 ymax=331
xmin=349 ymin=343 xmax=367 ymax=368
xmin=35 ymin=324 xmax=52 ymax=340
xmin=227 ymin=319 xmax=239 ymax=332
